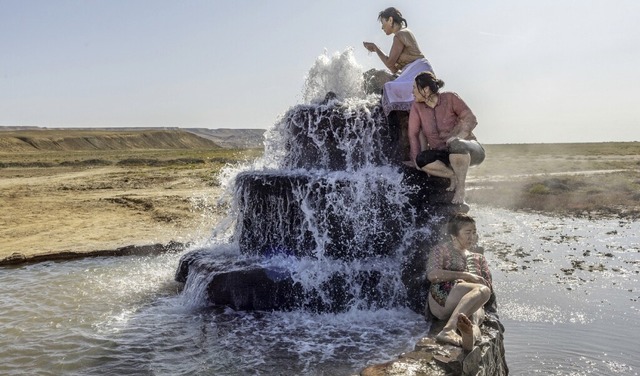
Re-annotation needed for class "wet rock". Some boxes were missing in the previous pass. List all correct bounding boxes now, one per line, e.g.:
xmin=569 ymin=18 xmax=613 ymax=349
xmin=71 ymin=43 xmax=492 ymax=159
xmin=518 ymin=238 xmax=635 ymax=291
xmin=278 ymin=101 xmax=393 ymax=170
xmin=360 ymin=313 xmax=508 ymax=376
xmin=363 ymin=68 xmax=394 ymax=95
xmin=176 ymin=249 xmax=424 ymax=312
xmin=234 ymin=169 xmax=457 ymax=260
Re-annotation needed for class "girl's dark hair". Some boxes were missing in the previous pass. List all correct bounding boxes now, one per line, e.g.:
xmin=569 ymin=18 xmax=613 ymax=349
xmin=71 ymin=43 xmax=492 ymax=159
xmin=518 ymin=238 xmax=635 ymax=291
xmin=415 ymin=71 xmax=445 ymax=94
xmin=447 ymin=213 xmax=476 ymax=237
xmin=378 ymin=7 xmax=407 ymax=27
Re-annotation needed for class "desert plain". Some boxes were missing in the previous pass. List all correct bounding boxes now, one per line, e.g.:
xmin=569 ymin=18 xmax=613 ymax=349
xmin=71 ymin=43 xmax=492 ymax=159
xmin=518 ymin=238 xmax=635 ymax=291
xmin=1 ymin=129 xmax=639 ymax=265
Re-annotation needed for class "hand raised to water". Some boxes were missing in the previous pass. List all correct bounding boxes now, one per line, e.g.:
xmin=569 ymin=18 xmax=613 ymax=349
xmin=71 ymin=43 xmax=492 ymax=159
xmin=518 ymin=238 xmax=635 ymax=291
xmin=363 ymin=42 xmax=377 ymax=52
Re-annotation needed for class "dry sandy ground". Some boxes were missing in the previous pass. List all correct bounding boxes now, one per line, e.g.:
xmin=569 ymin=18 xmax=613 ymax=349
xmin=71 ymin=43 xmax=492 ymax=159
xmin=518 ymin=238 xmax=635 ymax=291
xmin=0 ymin=165 xmax=226 ymax=264
xmin=2 ymin=142 xmax=639 ymax=265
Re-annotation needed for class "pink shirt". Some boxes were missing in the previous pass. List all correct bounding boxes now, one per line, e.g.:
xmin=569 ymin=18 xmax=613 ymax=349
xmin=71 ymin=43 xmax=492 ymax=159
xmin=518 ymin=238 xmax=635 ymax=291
xmin=408 ymin=92 xmax=477 ymax=162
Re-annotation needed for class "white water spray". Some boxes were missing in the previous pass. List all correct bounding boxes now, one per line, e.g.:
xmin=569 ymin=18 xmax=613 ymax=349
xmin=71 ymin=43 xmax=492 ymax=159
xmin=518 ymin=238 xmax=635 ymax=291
xmin=180 ymin=48 xmax=433 ymax=311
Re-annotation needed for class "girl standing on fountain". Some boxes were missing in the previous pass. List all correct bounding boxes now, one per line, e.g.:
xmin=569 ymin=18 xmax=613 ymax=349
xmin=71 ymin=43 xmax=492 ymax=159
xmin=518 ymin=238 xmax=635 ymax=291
xmin=362 ymin=7 xmax=434 ymax=117
xmin=426 ymin=213 xmax=492 ymax=351
xmin=408 ymin=71 xmax=485 ymax=205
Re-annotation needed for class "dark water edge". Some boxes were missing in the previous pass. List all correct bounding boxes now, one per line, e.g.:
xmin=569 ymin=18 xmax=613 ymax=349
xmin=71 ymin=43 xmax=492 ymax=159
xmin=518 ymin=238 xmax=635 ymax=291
xmin=0 ymin=242 xmax=186 ymax=267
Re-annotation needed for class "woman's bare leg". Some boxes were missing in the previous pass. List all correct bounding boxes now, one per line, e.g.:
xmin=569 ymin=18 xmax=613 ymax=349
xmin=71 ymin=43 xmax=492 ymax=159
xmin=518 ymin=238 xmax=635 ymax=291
xmin=449 ymin=153 xmax=471 ymax=204
xmin=422 ymin=161 xmax=456 ymax=191
xmin=433 ymin=282 xmax=491 ymax=347
xmin=469 ymin=308 xmax=485 ymax=348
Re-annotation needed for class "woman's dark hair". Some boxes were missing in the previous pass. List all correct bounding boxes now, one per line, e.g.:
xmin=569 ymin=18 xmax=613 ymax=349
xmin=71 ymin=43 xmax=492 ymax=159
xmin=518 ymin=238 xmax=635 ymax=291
xmin=415 ymin=71 xmax=445 ymax=94
xmin=378 ymin=7 xmax=407 ymax=27
xmin=447 ymin=213 xmax=476 ymax=237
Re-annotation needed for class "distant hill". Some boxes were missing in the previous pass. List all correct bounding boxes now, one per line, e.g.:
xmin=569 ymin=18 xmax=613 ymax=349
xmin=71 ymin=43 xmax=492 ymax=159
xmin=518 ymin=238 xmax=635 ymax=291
xmin=0 ymin=127 xmax=266 ymax=152
xmin=184 ymin=128 xmax=265 ymax=149
xmin=0 ymin=129 xmax=223 ymax=152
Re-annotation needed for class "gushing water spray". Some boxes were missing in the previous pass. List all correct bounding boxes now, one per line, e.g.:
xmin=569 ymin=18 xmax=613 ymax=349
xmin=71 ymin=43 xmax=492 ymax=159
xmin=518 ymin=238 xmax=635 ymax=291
xmin=179 ymin=49 xmax=438 ymax=312
xmin=302 ymin=48 xmax=366 ymax=104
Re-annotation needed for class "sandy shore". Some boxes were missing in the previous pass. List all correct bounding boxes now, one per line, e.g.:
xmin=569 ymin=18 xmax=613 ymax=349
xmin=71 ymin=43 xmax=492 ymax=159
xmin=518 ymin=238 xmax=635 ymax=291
xmin=0 ymin=164 xmax=226 ymax=264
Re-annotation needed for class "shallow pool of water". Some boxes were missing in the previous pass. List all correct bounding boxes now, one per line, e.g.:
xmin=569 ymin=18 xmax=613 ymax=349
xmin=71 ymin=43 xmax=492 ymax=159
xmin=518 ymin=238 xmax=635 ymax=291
xmin=0 ymin=251 xmax=426 ymax=375
xmin=1 ymin=206 xmax=638 ymax=375
xmin=476 ymin=207 xmax=640 ymax=375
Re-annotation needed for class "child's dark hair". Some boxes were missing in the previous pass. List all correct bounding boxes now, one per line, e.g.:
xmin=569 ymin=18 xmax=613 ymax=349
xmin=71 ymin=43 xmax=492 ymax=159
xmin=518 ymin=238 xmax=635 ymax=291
xmin=447 ymin=213 xmax=476 ymax=237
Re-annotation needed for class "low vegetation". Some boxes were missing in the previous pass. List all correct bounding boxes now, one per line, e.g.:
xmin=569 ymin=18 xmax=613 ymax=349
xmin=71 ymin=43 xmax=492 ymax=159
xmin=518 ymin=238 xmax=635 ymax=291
xmin=1 ymin=129 xmax=638 ymax=263
xmin=0 ymin=148 xmax=263 ymax=182
xmin=467 ymin=142 xmax=640 ymax=218
xmin=2 ymin=131 xmax=638 ymax=222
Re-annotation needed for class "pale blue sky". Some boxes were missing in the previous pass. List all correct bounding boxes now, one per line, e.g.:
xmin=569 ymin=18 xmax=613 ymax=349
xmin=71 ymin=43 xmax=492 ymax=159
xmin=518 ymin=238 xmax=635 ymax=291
xmin=1 ymin=0 xmax=639 ymax=143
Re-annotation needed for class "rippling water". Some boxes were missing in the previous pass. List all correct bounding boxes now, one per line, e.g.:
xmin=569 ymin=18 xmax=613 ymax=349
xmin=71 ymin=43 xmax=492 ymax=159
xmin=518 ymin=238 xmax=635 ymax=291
xmin=476 ymin=207 xmax=640 ymax=376
xmin=0 ymin=251 xmax=426 ymax=375
xmin=1 ymin=207 xmax=638 ymax=375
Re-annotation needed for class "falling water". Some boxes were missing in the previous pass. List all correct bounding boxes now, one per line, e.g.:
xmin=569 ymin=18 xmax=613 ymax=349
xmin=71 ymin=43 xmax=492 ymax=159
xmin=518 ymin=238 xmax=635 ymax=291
xmin=177 ymin=48 xmax=438 ymax=313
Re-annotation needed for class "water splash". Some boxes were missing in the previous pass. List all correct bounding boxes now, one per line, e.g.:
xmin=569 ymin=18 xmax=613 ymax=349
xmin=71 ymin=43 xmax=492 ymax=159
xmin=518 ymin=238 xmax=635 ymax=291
xmin=302 ymin=48 xmax=366 ymax=104
xmin=178 ymin=49 xmax=434 ymax=312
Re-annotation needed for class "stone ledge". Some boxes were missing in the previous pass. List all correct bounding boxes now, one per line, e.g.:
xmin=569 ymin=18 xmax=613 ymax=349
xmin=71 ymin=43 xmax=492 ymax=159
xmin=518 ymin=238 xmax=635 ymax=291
xmin=360 ymin=314 xmax=508 ymax=376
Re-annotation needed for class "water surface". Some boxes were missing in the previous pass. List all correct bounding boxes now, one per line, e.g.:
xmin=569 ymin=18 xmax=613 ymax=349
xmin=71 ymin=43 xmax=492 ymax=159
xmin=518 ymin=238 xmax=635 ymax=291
xmin=476 ymin=207 xmax=639 ymax=375
xmin=1 ymin=207 xmax=638 ymax=375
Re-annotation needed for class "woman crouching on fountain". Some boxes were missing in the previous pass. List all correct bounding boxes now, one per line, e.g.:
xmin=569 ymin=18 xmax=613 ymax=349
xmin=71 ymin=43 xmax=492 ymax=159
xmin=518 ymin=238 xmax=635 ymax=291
xmin=426 ymin=213 xmax=492 ymax=351
xmin=408 ymin=71 xmax=485 ymax=205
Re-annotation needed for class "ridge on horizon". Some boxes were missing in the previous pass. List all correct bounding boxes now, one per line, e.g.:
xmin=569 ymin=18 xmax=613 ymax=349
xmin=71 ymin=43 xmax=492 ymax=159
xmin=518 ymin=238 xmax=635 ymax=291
xmin=0 ymin=127 xmax=266 ymax=151
xmin=0 ymin=126 xmax=636 ymax=146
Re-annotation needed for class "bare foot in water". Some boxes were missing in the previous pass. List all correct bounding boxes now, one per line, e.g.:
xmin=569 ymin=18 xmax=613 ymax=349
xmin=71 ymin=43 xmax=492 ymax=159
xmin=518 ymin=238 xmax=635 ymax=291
xmin=457 ymin=313 xmax=475 ymax=351
xmin=436 ymin=329 xmax=462 ymax=347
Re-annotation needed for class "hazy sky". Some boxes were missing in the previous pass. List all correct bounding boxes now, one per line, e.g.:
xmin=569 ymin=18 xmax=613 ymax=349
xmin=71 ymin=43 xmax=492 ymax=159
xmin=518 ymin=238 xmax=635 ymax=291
xmin=2 ymin=0 xmax=639 ymax=144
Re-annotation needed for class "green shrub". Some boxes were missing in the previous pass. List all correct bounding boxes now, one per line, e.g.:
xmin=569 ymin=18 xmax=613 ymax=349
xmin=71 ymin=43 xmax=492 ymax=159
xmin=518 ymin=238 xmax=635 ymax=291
xmin=528 ymin=183 xmax=550 ymax=195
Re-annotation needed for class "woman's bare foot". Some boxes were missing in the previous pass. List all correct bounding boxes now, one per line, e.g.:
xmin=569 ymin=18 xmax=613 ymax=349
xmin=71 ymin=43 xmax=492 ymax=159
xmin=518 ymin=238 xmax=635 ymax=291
xmin=446 ymin=177 xmax=457 ymax=192
xmin=452 ymin=188 xmax=465 ymax=204
xmin=436 ymin=329 xmax=462 ymax=347
xmin=457 ymin=313 xmax=475 ymax=351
